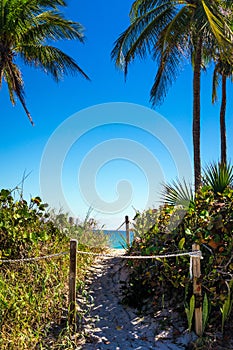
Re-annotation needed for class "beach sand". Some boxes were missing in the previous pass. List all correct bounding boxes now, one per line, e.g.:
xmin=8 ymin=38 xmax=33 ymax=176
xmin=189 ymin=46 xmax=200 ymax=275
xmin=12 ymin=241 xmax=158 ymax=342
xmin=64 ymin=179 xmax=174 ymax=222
xmin=76 ymin=250 xmax=198 ymax=349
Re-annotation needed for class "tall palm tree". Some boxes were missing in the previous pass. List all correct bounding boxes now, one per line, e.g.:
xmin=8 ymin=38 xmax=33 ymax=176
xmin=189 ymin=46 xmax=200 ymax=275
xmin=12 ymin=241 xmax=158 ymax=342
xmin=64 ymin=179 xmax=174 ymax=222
xmin=0 ymin=0 xmax=89 ymax=125
xmin=212 ymin=58 xmax=233 ymax=165
xmin=112 ymin=0 xmax=233 ymax=192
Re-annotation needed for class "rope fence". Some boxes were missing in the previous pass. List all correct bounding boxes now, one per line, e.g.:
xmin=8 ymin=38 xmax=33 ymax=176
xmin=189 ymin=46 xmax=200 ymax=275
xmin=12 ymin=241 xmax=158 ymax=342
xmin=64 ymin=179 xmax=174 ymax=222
xmin=76 ymin=249 xmax=202 ymax=259
xmin=75 ymin=249 xmax=202 ymax=281
xmin=0 ymin=251 xmax=69 ymax=264
xmin=0 ymin=216 xmax=204 ymax=336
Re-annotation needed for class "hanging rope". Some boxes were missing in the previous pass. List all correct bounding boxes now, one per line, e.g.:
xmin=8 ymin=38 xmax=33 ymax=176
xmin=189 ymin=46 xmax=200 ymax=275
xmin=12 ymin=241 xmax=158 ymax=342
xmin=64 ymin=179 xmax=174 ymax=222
xmin=0 ymin=251 xmax=69 ymax=264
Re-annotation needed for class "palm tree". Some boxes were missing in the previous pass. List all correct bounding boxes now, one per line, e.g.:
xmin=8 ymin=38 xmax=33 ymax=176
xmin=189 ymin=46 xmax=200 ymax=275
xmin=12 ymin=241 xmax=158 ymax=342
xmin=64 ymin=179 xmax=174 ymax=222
xmin=212 ymin=58 xmax=233 ymax=164
xmin=0 ymin=0 xmax=89 ymax=125
xmin=112 ymin=0 xmax=233 ymax=192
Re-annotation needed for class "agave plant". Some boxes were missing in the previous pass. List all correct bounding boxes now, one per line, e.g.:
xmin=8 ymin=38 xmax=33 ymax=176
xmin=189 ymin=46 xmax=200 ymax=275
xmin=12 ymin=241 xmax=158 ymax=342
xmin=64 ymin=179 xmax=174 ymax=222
xmin=203 ymin=161 xmax=233 ymax=193
xmin=161 ymin=178 xmax=194 ymax=209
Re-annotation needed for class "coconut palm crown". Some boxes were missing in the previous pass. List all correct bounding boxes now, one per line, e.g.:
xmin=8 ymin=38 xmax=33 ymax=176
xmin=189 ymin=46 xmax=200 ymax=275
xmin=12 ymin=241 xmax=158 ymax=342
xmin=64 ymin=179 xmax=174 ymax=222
xmin=0 ymin=0 xmax=89 ymax=125
xmin=112 ymin=0 xmax=233 ymax=191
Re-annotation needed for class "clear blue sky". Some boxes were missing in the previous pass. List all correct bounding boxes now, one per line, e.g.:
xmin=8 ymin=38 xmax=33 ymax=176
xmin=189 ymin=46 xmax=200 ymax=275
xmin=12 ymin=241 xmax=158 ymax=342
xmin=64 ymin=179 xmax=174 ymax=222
xmin=1 ymin=0 xmax=233 ymax=229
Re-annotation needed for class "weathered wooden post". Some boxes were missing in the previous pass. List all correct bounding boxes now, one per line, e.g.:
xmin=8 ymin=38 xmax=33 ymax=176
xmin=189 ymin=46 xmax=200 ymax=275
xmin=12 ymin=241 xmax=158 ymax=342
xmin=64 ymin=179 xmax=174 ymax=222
xmin=68 ymin=239 xmax=77 ymax=327
xmin=192 ymin=243 xmax=202 ymax=336
xmin=125 ymin=215 xmax=130 ymax=246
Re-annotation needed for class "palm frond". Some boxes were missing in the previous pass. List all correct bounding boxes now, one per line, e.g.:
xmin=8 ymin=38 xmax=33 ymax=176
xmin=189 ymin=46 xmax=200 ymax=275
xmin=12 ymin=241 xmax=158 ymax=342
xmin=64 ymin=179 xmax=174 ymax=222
xmin=20 ymin=11 xmax=85 ymax=43
xmin=130 ymin=0 xmax=161 ymax=20
xmin=3 ymin=61 xmax=34 ymax=125
xmin=130 ymin=0 xmax=182 ymax=20
xmin=202 ymin=1 xmax=230 ymax=45
xmin=112 ymin=3 xmax=175 ymax=74
xmin=150 ymin=6 xmax=192 ymax=105
xmin=37 ymin=0 xmax=67 ymax=8
xmin=124 ymin=6 xmax=177 ymax=65
xmin=150 ymin=46 xmax=184 ymax=105
xmin=20 ymin=45 xmax=89 ymax=81
xmin=161 ymin=178 xmax=194 ymax=208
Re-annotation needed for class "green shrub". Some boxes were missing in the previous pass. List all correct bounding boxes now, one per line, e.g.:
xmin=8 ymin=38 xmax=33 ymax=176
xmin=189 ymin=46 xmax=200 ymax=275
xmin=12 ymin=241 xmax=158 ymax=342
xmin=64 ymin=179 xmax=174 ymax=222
xmin=125 ymin=185 xmax=233 ymax=334
xmin=0 ymin=189 xmax=66 ymax=260
xmin=0 ymin=189 xmax=101 ymax=349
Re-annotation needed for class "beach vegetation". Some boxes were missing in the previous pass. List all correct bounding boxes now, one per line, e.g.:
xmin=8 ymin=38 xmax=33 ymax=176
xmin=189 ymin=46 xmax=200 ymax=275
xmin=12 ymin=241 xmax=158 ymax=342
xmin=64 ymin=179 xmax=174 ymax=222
xmin=0 ymin=188 xmax=105 ymax=349
xmin=124 ymin=164 xmax=233 ymax=341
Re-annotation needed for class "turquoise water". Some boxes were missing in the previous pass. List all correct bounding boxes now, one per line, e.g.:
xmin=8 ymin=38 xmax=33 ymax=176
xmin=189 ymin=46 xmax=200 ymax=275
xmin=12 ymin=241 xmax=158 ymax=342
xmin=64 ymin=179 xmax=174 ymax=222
xmin=104 ymin=230 xmax=134 ymax=249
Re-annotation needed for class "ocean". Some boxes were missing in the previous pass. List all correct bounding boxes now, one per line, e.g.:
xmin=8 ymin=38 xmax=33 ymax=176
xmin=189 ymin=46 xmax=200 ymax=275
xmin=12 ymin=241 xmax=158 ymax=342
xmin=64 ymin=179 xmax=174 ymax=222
xmin=103 ymin=230 xmax=134 ymax=249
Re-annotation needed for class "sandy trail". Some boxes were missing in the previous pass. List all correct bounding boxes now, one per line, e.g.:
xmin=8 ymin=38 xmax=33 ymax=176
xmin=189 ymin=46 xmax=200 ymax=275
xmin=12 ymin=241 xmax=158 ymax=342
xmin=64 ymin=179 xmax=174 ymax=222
xmin=77 ymin=251 xmax=196 ymax=350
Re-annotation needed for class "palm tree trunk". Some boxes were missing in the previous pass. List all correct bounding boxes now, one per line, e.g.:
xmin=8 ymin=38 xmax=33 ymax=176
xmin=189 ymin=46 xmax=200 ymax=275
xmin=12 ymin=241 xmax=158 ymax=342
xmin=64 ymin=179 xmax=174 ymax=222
xmin=220 ymin=74 xmax=227 ymax=165
xmin=193 ymin=38 xmax=202 ymax=192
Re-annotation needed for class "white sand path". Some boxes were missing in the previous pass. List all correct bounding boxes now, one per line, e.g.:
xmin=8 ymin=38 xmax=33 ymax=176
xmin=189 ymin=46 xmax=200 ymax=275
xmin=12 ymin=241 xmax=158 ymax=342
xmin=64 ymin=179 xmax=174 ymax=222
xmin=77 ymin=250 xmax=197 ymax=350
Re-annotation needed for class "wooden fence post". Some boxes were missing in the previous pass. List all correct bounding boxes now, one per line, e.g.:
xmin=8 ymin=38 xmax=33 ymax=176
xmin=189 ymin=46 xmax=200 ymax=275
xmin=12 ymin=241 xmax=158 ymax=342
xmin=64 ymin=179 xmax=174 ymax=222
xmin=68 ymin=239 xmax=77 ymax=327
xmin=125 ymin=215 xmax=130 ymax=246
xmin=192 ymin=243 xmax=202 ymax=336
